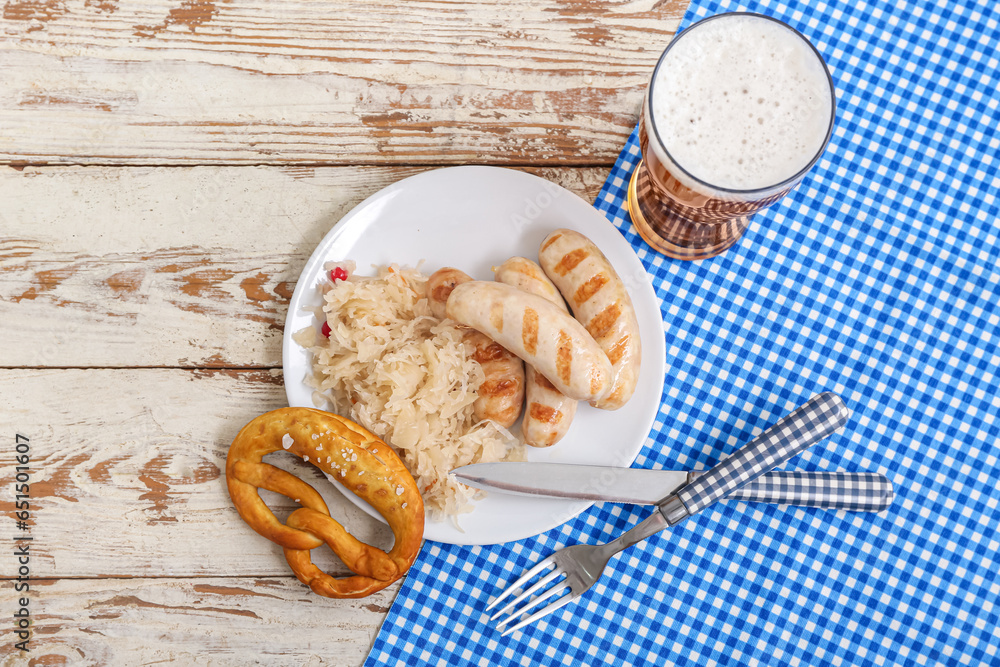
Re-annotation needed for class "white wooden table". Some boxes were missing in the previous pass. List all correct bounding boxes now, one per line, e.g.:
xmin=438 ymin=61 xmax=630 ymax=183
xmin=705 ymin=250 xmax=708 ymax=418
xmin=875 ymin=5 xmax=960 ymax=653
xmin=1 ymin=1 xmax=685 ymax=663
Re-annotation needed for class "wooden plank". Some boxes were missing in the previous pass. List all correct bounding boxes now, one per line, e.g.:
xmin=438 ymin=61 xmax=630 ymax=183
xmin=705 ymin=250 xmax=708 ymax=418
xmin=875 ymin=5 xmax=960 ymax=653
xmin=0 ymin=0 xmax=686 ymax=165
xmin=0 ymin=164 xmax=611 ymax=367
xmin=0 ymin=367 xmax=405 ymax=579
xmin=0 ymin=575 xmax=399 ymax=664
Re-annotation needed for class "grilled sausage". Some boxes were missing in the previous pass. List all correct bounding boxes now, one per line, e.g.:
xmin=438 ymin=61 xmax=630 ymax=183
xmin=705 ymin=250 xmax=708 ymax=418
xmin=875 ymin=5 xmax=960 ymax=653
xmin=461 ymin=330 xmax=524 ymax=429
xmin=425 ymin=267 xmax=472 ymax=320
xmin=521 ymin=371 xmax=578 ymax=447
xmin=493 ymin=256 xmax=567 ymax=308
xmin=446 ymin=281 xmax=612 ymax=403
xmin=494 ymin=257 xmax=578 ymax=448
xmin=425 ymin=267 xmax=524 ymax=428
xmin=538 ymin=229 xmax=641 ymax=410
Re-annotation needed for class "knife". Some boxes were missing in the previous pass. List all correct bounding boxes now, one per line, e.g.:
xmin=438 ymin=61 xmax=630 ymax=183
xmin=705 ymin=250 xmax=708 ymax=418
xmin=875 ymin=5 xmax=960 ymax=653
xmin=452 ymin=462 xmax=893 ymax=512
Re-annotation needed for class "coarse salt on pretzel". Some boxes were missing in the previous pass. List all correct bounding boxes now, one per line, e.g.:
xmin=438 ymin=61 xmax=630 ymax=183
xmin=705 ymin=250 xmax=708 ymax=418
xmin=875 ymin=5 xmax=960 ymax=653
xmin=226 ymin=407 xmax=424 ymax=598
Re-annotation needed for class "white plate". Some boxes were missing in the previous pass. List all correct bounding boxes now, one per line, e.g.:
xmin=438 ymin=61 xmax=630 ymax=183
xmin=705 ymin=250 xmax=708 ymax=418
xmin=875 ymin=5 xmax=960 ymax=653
xmin=282 ymin=166 xmax=665 ymax=545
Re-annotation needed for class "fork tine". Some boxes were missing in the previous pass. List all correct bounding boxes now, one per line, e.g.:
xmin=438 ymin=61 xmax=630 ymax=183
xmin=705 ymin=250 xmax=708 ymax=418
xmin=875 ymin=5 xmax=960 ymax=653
xmin=484 ymin=556 xmax=555 ymax=612
xmin=489 ymin=568 xmax=566 ymax=623
xmin=499 ymin=590 xmax=577 ymax=637
xmin=495 ymin=574 xmax=569 ymax=628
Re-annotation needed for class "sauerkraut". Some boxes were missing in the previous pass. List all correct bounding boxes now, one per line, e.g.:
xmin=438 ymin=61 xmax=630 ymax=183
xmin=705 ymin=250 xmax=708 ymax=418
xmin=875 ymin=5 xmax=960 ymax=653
xmin=293 ymin=262 xmax=524 ymax=521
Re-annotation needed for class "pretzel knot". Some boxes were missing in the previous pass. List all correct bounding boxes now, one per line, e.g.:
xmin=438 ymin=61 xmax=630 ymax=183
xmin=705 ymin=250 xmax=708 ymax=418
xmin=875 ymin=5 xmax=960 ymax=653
xmin=226 ymin=407 xmax=424 ymax=598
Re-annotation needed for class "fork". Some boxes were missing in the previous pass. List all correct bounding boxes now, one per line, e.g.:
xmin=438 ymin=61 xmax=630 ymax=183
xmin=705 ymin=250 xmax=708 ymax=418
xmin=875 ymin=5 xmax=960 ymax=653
xmin=487 ymin=392 xmax=850 ymax=636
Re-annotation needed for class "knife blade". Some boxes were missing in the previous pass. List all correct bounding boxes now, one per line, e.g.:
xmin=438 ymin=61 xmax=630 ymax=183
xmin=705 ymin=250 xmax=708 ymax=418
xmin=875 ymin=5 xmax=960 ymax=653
xmin=452 ymin=462 xmax=893 ymax=512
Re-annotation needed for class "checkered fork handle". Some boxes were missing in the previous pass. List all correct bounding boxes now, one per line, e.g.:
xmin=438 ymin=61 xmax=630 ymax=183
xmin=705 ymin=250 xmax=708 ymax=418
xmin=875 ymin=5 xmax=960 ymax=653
xmin=674 ymin=393 xmax=851 ymax=517
xmin=724 ymin=471 xmax=893 ymax=512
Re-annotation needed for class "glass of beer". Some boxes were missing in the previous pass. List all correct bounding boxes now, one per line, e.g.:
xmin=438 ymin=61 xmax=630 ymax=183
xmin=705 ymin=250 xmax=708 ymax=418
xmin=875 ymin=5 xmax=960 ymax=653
xmin=627 ymin=12 xmax=836 ymax=260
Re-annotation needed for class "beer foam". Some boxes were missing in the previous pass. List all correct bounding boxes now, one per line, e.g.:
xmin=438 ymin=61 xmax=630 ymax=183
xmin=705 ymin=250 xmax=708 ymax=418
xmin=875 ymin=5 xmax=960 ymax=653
xmin=649 ymin=15 xmax=833 ymax=192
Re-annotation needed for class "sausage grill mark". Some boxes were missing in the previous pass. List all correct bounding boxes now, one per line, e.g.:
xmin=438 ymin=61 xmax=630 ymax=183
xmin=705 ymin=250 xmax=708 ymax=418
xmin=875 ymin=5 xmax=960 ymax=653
xmin=605 ymin=334 xmax=630 ymax=365
xmin=482 ymin=378 xmax=519 ymax=396
xmin=554 ymin=248 xmax=589 ymax=276
xmin=431 ymin=283 xmax=456 ymax=304
xmin=603 ymin=386 xmax=624 ymax=404
xmin=473 ymin=342 xmax=509 ymax=364
xmin=490 ymin=301 xmax=504 ymax=333
xmin=512 ymin=265 xmax=536 ymax=282
xmin=574 ymin=274 xmax=609 ymax=305
xmin=586 ymin=302 xmax=622 ymax=341
xmin=556 ymin=330 xmax=573 ymax=385
xmin=529 ymin=402 xmax=562 ymax=425
xmin=540 ymin=233 xmax=562 ymax=253
xmin=522 ymin=307 xmax=539 ymax=356
xmin=590 ymin=369 xmax=604 ymax=397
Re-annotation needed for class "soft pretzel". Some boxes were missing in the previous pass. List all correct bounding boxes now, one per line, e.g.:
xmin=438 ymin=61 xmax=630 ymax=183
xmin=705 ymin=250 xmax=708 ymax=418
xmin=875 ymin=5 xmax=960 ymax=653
xmin=226 ymin=407 xmax=424 ymax=598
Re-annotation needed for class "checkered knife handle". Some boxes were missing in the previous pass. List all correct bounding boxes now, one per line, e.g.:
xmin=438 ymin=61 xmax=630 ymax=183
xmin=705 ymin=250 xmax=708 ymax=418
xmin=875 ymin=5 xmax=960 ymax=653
xmin=675 ymin=393 xmax=851 ymax=516
xmin=724 ymin=471 xmax=893 ymax=512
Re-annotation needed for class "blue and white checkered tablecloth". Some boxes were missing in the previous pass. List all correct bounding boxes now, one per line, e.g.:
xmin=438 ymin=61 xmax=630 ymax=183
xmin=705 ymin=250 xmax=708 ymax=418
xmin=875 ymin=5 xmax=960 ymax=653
xmin=365 ymin=0 xmax=1000 ymax=664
